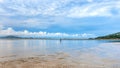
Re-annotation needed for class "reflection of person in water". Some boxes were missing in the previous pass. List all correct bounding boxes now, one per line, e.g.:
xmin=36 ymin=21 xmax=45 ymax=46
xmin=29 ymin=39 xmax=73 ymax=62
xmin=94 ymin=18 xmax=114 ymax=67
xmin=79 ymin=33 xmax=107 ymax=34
xmin=60 ymin=39 xmax=62 ymax=43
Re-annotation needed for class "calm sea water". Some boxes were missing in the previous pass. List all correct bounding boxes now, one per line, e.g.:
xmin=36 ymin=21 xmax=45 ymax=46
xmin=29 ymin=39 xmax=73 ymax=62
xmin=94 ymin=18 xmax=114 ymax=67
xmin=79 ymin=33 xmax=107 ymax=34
xmin=0 ymin=39 xmax=120 ymax=62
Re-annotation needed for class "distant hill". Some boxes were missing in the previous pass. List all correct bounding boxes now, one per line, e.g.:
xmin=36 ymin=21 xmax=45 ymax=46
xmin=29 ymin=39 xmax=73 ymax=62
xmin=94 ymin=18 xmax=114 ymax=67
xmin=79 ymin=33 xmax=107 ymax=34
xmin=0 ymin=35 xmax=87 ymax=40
xmin=0 ymin=35 xmax=22 ymax=39
xmin=2 ymin=32 xmax=120 ymax=40
xmin=95 ymin=32 xmax=120 ymax=39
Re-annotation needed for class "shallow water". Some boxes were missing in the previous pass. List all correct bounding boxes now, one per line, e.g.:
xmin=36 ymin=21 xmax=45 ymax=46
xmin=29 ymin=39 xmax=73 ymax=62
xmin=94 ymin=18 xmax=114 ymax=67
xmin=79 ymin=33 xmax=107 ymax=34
xmin=0 ymin=39 xmax=120 ymax=66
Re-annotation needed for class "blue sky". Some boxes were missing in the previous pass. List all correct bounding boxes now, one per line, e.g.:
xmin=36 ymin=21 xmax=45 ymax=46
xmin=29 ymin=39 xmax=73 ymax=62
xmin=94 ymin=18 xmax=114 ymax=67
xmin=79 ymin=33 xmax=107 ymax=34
xmin=0 ymin=0 xmax=120 ymax=38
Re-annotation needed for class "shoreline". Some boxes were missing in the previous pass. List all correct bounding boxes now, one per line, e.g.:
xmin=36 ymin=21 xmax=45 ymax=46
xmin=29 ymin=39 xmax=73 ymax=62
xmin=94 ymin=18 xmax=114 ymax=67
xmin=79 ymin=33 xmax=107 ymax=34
xmin=0 ymin=52 xmax=120 ymax=68
xmin=0 ymin=38 xmax=120 ymax=41
xmin=0 ymin=53 xmax=85 ymax=68
xmin=0 ymin=56 xmax=111 ymax=68
xmin=0 ymin=41 xmax=120 ymax=68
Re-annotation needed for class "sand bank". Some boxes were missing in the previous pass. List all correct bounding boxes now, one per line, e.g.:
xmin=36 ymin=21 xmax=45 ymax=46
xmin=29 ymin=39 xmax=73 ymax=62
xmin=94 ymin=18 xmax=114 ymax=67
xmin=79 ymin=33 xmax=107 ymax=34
xmin=0 ymin=52 xmax=120 ymax=68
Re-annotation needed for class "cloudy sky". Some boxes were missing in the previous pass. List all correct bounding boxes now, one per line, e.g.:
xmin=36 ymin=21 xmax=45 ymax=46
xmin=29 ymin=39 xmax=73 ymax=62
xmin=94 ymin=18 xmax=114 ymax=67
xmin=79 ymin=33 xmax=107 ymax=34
xmin=0 ymin=0 xmax=120 ymax=38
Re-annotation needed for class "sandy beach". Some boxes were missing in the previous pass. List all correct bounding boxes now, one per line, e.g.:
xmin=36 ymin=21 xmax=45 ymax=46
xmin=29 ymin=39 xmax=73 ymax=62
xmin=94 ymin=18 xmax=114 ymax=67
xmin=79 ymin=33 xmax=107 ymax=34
xmin=0 ymin=52 xmax=120 ymax=68
xmin=0 ymin=53 xmax=76 ymax=68
xmin=0 ymin=40 xmax=120 ymax=68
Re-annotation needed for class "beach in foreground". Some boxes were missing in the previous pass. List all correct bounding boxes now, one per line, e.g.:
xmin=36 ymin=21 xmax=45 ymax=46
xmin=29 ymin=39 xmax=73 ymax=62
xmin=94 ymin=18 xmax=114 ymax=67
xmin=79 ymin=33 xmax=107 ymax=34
xmin=0 ymin=52 xmax=120 ymax=68
xmin=0 ymin=40 xmax=120 ymax=68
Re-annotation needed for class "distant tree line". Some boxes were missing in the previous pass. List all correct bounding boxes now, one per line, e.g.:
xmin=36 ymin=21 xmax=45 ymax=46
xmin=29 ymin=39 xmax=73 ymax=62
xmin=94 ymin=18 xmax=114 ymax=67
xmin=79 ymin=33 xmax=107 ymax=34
xmin=95 ymin=32 xmax=120 ymax=39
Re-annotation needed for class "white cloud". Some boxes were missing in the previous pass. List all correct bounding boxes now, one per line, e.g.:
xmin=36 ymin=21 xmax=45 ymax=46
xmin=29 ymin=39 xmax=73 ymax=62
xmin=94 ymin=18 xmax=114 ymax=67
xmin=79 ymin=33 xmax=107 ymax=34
xmin=0 ymin=25 xmax=4 ymax=30
xmin=67 ymin=1 xmax=120 ymax=17
xmin=0 ymin=17 xmax=56 ymax=29
xmin=0 ymin=0 xmax=120 ymax=30
xmin=0 ymin=0 xmax=120 ymax=17
xmin=22 ymin=19 xmax=54 ymax=29
xmin=0 ymin=27 xmax=95 ymax=38
xmin=0 ymin=0 xmax=3 ymax=3
xmin=87 ymin=0 xmax=93 ymax=3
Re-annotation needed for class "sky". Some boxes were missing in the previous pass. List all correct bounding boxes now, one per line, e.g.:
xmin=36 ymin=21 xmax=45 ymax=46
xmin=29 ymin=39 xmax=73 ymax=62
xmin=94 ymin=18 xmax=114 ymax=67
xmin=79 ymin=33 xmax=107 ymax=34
xmin=0 ymin=0 xmax=120 ymax=38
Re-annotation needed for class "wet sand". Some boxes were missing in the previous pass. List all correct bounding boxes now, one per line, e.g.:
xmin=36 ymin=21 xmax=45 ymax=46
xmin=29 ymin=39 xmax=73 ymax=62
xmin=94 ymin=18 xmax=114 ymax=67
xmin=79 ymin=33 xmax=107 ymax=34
xmin=0 ymin=42 xmax=120 ymax=68
xmin=0 ymin=52 xmax=120 ymax=68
